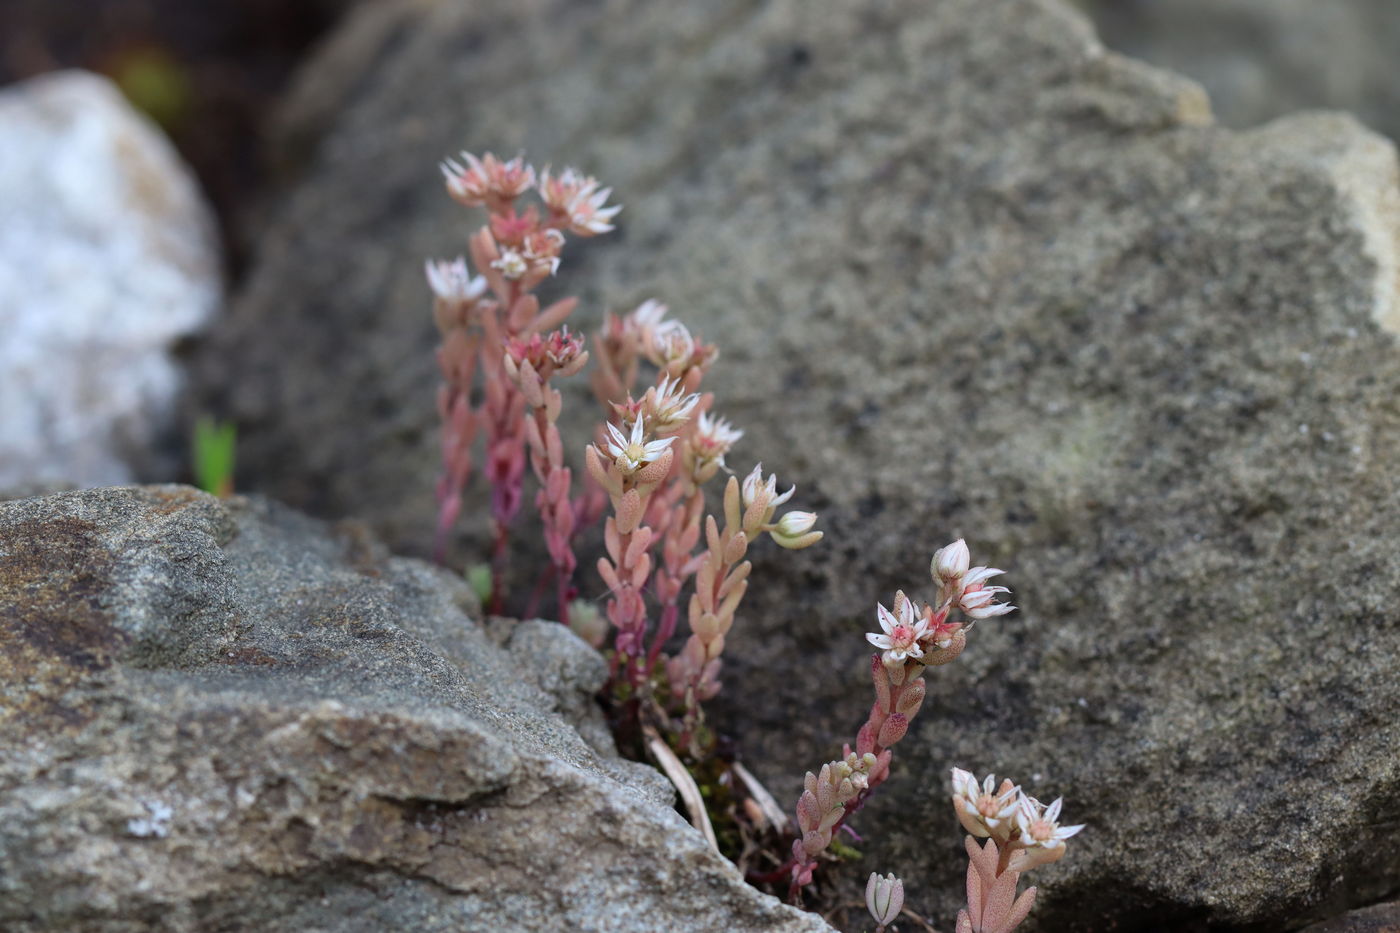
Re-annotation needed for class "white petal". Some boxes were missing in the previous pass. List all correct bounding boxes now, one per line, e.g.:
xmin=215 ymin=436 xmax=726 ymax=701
xmin=964 ymin=566 xmax=1005 ymax=586
xmin=866 ymin=633 xmax=894 ymax=650
xmin=642 ymin=437 xmax=675 ymax=458
xmin=876 ymin=603 xmax=898 ymax=636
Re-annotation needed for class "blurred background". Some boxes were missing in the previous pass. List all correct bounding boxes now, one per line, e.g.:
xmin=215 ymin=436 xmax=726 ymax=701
xmin=3 ymin=0 xmax=1396 ymax=498
xmin=0 ymin=0 xmax=352 ymax=272
xmin=5 ymin=0 xmax=1399 ymax=286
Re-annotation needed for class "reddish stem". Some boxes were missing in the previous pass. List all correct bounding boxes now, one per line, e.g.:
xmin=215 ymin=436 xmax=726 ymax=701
xmin=555 ymin=568 xmax=573 ymax=627
xmin=490 ymin=520 xmax=509 ymax=615
xmin=746 ymin=858 xmax=797 ymax=887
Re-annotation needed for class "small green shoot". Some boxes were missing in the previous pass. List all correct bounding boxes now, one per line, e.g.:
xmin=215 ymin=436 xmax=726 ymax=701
xmin=193 ymin=417 xmax=237 ymax=498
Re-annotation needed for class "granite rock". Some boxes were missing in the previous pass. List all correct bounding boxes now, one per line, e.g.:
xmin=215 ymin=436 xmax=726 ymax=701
xmin=0 ymin=71 xmax=221 ymax=491
xmin=1078 ymin=0 xmax=1400 ymax=142
xmin=196 ymin=0 xmax=1400 ymax=928
xmin=0 ymin=485 xmax=829 ymax=933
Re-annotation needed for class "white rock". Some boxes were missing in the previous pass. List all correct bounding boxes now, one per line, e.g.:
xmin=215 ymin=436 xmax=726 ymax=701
xmin=0 ymin=70 xmax=220 ymax=490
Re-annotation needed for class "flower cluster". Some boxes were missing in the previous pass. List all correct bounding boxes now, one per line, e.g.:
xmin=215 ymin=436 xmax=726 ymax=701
xmin=949 ymin=769 xmax=1083 ymax=933
xmin=863 ymin=539 xmax=1013 ymax=672
xmin=952 ymin=767 xmax=1080 ymax=930
xmin=951 ymin=770 xmax=1083 ymax=870
xmin=787 ymin=540 xmax=1014 ymax=903
xmin=427 ymin=151 xmax=620 ymax=618
xmin=426 ymin=151 xmax=822 ymax=754
xmin=423 ymin=151 xmax=1069 ymax=933
xmin=586 ymin=298 xmax=822 ymax=752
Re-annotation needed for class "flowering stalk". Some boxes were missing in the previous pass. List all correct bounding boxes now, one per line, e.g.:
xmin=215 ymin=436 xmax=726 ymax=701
xmin=950 ymin=770 xmax=1084 ymax=933
xmin=504 ymin=328 xmax=588 ymax=623
xmin=428 ymin=152 xmax=619 ymax=610
xmin=785 ymin=540 xmax=1014 ymax=903
xmin=669 ymin=463 xmax=822 ymax=751
xmin=646 ymin=410 xmax=744 ymax=661
xmin=586 ymin=415 xmax=675 ymax=686
xmin=426 ymin=259 xmax=489 ymax=564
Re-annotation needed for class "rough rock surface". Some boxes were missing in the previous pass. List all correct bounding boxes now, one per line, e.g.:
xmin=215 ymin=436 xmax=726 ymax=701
xmin=196 ymin=0 xmax=1400 ymax=929
xmin=0 ymin=486 xmax=830 ymax=933
xmin=1078 ymin=0 xmax=1400 ymax=141
xmin=1300 ymin=900 xmax=1400 ymax=933
xmin=0 ymin=71 xmax=221 ymax=491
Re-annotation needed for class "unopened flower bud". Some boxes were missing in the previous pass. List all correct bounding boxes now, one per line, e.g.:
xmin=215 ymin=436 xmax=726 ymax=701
xmin=865 ymin=872 xmax=905 ymax=928
xmin=770 ymin=510 xmax=822 ymax=549
xmin=932 ymin=538 xmax=970 ymax=585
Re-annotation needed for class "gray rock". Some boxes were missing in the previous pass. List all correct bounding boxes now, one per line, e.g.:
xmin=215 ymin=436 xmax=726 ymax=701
xmin=1300 ymin=900 xmax=1400 ymax=933
xmin=0 ymin=485 xmax=829 ymax=933
xmin=195 ymin=0 xmax=1400 ymax=929
xmin=1076 ymin=0 xmax=1400 ymax=142
xmin=0 ymin=71 xmax=221 ymax=492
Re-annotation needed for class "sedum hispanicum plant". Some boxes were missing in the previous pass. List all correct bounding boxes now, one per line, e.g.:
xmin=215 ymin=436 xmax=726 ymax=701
xmin=422 ymin=152 xmax=1079 ymax=931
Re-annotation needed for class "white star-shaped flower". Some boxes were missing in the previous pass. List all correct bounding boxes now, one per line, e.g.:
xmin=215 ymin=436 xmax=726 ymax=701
xmin=604 ymin=416 xmax=674 ymax=474
xmin=865 ymin=593 xmax=930 ymax=666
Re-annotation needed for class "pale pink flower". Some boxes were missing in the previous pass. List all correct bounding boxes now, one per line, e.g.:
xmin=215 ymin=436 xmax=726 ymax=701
xmin=959 ymin=577 xmax=1014 ymax=619
xmin=505 ymin=328 xmax=587 ymax=376
xmin=741 ymin=463 xmax=796 ymax=511
xmin=567 ymin=184 xmax=621 ymax=236
xmin=491 ymin=247 xmax=528 ymax=280
xmin=522 ymin=228 xmax=566 ymax=276
xmin=538 ymin=166 xmax=621 ymax=236
xmin=424 ymin=258 xmax=488 ymax=303
xmin=867 ymin=594 xmax=930 ymax=666
xmin=648 ymin=319 xmax=697 ymax=368
xmin=1015 ymin=795 xmax=1083 ymax=853
xmin=604 ymin=416 xmax=675 ymax=474
xmin=692 ymin=411 xmax=742 ymax=470
xmin=950 ymin=768 xmax=1020 ymax=840
xmin=537 ymin=166 xmax=594 ymax=212
xmin=628 ymin=298 xmax=668 ymax=331
xmin=441 ymin=151 xmax=535 ymax=205
xmin=645 ymin=376 xmax=701 ymax=430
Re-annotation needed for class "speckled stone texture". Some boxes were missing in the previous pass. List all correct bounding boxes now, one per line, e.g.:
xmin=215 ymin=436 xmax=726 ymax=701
xmin=195 ymin=0 xmax=1400 ymax=929
xmin=0 ymin=486 xmax=831 ymax=933
xmin=1301 ymin=900 xmax=1400 ymax=933
xmin=1077 ymin=0 xmax=1400 ymax=141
